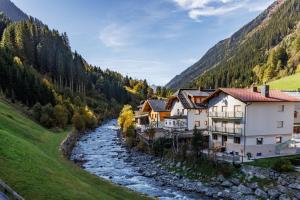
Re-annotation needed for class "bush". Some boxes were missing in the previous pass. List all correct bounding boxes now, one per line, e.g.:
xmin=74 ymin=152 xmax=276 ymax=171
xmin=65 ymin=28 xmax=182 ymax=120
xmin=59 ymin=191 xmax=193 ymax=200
xmin=272 ymin=158 xmax=295 ymax=172
xmin=72 ymin=112 xmax=85 ymax=131
xmin=40 ymin=103 xmax=54 ymax=128
xmin=54 ymin=104 xmax=68 ymax=128
xmin=32 ymin=102 xmax=42 ymax=121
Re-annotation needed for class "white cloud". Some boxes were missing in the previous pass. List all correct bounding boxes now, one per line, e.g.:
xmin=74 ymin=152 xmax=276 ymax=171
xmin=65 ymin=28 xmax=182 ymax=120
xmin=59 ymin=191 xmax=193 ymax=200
xmin=173 ymin=0 xmax=273 ymax=20
xmin=99 ymin=24 xmax=131 ymax=48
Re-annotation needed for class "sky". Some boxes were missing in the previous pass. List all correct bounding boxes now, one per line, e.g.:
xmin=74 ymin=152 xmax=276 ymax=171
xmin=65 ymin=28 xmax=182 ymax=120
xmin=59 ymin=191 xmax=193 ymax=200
xmin=11 ymin=0 xmax=274 ymax=86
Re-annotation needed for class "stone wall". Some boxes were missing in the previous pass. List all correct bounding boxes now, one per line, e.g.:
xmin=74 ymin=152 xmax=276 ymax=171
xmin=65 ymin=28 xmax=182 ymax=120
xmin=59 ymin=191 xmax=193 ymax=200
xmin=60 ymin=131 xmax=83 ymax=158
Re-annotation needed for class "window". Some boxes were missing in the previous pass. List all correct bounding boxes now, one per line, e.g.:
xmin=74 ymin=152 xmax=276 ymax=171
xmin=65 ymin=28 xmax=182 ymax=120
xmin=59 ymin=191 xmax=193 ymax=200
xmin=213 ymin=134 xmax=218 ymax=140
xmin=212 ymin=106 xmax=217 ymax=112
xmin=256 ymin=138 xmax=263 ymax=145
xmin=276 ymin=136 xmax=282 ymax=144
xmin=234 ymin=137 xmax=240 ymax=144
xmin=278 ymin=105 xmax=285 ymax=112
xmin=173 ymin=121 xmax=175 ymax=126
xmin=234 ymin=105 xmax=241 ymax=112
xmin=256 ymin=152 xmax=262 ymax=157
xmin=222 ymin=106 xmax=228 ymax=112
xmin=205 ymin=121 xmax=208 ymax=126
xmin=195 ymin=121 xmax=200 ymax=127
xmin=177 ymin=109 xmax=180 ymax=115
xmin=182 ymin=109 xmax=184 ymax=114
xmin=277 ymin=121 xmax=284 ymax=128
xmin=295 ymin=111 xmax=298 ymax=118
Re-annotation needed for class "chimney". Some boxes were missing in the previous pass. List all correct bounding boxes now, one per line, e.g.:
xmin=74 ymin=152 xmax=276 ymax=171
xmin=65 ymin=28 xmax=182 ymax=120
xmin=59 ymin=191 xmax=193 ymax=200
xmin=251 ymin=84 xmax=258 ymax=92
xmin=199 ymin=86 xmax=203 ymax=91
xmin=261 ymin=85 xmax=270 ymax=97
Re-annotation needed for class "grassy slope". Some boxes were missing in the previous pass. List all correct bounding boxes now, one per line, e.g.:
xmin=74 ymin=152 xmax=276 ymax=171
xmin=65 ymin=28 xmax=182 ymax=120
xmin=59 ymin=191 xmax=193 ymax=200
xmin=0 ymin=100 xmax=150 ymax=200
xmin=269 ymin=73 xmax=300 ymax=90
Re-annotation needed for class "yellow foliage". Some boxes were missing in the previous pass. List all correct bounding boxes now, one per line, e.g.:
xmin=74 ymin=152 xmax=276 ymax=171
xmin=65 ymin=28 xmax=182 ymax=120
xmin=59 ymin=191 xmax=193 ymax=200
xmin=118 ymin=105 xmax=134 ymax=133
xmin=13 ymin=56 xmax=23 ymax=68
xmin=296 ymin=64 xmax=300 ymax=73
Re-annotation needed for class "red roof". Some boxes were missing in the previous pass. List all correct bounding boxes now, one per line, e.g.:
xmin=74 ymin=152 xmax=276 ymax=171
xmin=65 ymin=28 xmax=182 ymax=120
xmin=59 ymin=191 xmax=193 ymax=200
xmin=204 ymin=88 xmax=300 ymax=103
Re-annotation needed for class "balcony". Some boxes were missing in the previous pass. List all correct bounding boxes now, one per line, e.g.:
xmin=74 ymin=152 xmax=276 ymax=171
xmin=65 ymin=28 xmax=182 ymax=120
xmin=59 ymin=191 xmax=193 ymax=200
xmin=209 ymin=126 xmax=242 ymax=136
xmin=209 ymin=111 xmax=243 ymax=120
xmin=164 ymin=117 xmax=188 ymax=131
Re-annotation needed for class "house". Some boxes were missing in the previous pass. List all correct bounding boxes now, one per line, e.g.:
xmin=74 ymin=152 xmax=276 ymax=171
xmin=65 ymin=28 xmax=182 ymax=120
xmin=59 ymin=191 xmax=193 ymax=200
xmin=135 ymin=99 xmax=170 ymax=130
xmin=164 ymin=89 xmax=212 ymax=131
xmin=203 ymin=85 xmax=300 ymax=161
xmin=282 ymin=91 xmax=300 ymax=138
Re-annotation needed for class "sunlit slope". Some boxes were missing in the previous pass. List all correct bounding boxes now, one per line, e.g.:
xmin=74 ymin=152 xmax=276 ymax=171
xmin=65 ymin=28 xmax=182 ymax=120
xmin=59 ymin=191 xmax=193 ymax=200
xmin=0 ymin=99 xmax=150 ymax=200
xmin=269 ymin=73 xmax=300 ymax=90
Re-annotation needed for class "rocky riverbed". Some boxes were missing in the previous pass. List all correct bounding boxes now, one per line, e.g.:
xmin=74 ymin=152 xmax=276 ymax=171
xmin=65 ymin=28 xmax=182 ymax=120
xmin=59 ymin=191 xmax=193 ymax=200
xmin=71 ymin=120 xmax=300 ymax=200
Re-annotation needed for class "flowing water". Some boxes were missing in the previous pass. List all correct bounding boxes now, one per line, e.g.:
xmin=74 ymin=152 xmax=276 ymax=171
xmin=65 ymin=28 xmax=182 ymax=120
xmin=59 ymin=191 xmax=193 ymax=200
xmin=71 ymin=120 xmax=204 ymax=200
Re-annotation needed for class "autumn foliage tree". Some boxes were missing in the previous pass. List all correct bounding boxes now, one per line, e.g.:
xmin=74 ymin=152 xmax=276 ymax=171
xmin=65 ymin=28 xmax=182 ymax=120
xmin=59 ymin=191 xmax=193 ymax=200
xmin=118 ymin=105 xmax=134 ymax=134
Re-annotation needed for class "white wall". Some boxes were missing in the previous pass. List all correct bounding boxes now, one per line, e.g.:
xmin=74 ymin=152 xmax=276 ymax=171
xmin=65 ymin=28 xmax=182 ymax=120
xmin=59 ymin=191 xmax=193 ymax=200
xmin=170 ymin=100 xmax=187 ymax=116
xmin=187 ymin=109 xmax=208 ymax=130
xmin=246 ymin=103 xmax=294 ymax=137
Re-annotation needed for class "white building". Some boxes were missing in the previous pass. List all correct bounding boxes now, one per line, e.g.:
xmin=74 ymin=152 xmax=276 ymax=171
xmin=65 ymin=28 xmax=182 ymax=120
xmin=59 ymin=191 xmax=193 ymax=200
xmin=282 ymin=91 xmax=300 ymax=138
xmin=164 ymin=89 xmax=212 ymax=132
xmin=203 ymin=86 xmax=300 ymax=161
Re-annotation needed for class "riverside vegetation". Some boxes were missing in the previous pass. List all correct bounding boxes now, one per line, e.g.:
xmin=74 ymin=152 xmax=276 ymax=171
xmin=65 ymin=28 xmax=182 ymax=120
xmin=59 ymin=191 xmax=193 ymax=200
xmin=0 ymin=99 xmax=150 ymax=200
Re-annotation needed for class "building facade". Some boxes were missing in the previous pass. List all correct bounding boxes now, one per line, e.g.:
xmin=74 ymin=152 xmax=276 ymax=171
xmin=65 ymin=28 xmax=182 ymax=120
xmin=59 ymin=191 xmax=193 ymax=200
xmin=135 ymin=99 xmax=170 ymax=130
xmin=164 ymin=89 xmax=212 ymax=132
xmin=204 ymin=86 xmax=300 ymax=160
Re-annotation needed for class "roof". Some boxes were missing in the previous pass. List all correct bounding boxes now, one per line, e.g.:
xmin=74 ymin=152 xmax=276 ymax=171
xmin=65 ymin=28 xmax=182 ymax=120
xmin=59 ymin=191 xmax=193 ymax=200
xmin=144 ymin=99 xmax=169 ymax=112
xmin=167 ymin=88 xmax=211 ymax=109
xmin=203 ymin=88 xmax=300 ymax=103
xmin=185 ymin=90 xmax=211 ymax=97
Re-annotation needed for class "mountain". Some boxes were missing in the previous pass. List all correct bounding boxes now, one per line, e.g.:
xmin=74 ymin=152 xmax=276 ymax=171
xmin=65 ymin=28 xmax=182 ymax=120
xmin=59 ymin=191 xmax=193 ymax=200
xmin=0 ymin=0 xmax=28 ymax=21
xmin=166 ymin=0 xmax=300 ymax=89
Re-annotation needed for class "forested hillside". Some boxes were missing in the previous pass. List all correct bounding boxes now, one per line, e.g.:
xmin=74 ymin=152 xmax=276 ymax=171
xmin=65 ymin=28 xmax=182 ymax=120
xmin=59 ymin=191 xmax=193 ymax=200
xmin=0 ymin=6 xmax=152 ymax=131
xmin=166 ymin=0 xmax=300 ymax=89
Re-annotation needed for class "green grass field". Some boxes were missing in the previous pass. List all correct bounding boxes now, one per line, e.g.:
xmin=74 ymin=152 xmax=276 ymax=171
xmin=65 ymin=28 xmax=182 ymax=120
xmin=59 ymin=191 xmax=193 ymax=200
xmin=0 ymin=99 xmax=150 ymax=200
xmin=269 ymin=73 xmax=300 ymax=90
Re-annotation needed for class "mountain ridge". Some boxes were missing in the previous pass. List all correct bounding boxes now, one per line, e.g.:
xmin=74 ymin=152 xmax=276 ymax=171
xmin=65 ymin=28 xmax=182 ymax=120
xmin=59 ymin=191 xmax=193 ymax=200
xmin=0 ymin=0 xmax=28 ymax=22
xmin=165 ymin=0 xmax=287 ymax=89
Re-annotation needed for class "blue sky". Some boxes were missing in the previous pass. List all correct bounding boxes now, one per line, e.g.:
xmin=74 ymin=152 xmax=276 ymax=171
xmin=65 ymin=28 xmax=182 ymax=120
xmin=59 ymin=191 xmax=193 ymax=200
xmin=11 ymin=0 xmax=274 ymax=85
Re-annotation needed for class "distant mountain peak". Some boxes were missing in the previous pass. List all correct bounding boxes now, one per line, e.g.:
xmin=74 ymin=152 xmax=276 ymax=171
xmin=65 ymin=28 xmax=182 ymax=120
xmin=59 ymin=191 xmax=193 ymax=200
xmin=0 ymin=0 xmax=28 ymax=22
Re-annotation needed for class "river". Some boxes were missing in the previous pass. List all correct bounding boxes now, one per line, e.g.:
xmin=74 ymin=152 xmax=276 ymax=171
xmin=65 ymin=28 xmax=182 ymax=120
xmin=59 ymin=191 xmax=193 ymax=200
xmin=70 ymin=120 xmax=207 ymax=200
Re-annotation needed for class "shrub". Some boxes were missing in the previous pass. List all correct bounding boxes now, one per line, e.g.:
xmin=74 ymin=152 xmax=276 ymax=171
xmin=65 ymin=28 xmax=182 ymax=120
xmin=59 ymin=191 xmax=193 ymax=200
xmin=32 ymin=102 xmax=42 ymax=121
xmin=54 ymin=104 xmax=68 ymax=128
xmin=72 ymin=112 xmax=85 ymax=131
xmin=40 ymin=103 xmax=54 ymax=128
xmin=272 ymin=158 xmax=295 ymax=172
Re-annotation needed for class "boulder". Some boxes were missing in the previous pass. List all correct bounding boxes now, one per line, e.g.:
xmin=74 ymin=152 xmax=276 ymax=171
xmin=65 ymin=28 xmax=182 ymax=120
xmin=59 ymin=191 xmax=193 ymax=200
xmin=249 ymin=182 xmax=258 ymax=190
xmin=221 ymin=180 xmax=233 ymax=187
xmin=279 ymin=194 xmax=291 ymax=200
xmin=289 ymin=183 xmax=300 ymax=190
xmin=268 ymin=188 xmax=280 ymax=199
xmin=277 ymin=185 xmax=288 ymax=193
xmin=254 ymin=188 xmax=268 ymax=199
xmin=243 ymin=195 xmax=258 ymax=200
xmin=230 ymin=178 xmax=241 ymax=186
xmin=217 ymin=175 xmax=226 ymax=182
xmin=238 ymin=184 xmax=253 ymax=195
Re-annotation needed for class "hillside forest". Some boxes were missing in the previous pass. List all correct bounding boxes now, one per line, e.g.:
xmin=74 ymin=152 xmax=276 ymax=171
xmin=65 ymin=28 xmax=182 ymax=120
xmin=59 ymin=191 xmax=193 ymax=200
xmin=190 ymin=0 xmax=300 ymax=89
xmin=0 ymin=13 xmax=154 ymax=131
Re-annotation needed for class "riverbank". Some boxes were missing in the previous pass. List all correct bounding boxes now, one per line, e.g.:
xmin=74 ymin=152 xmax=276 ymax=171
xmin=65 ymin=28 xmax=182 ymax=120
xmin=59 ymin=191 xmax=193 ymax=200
xmin=0 ymin=100 xmax=151 ymax=200
xmin=73 ymin=119 xmax=300 ymax=200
